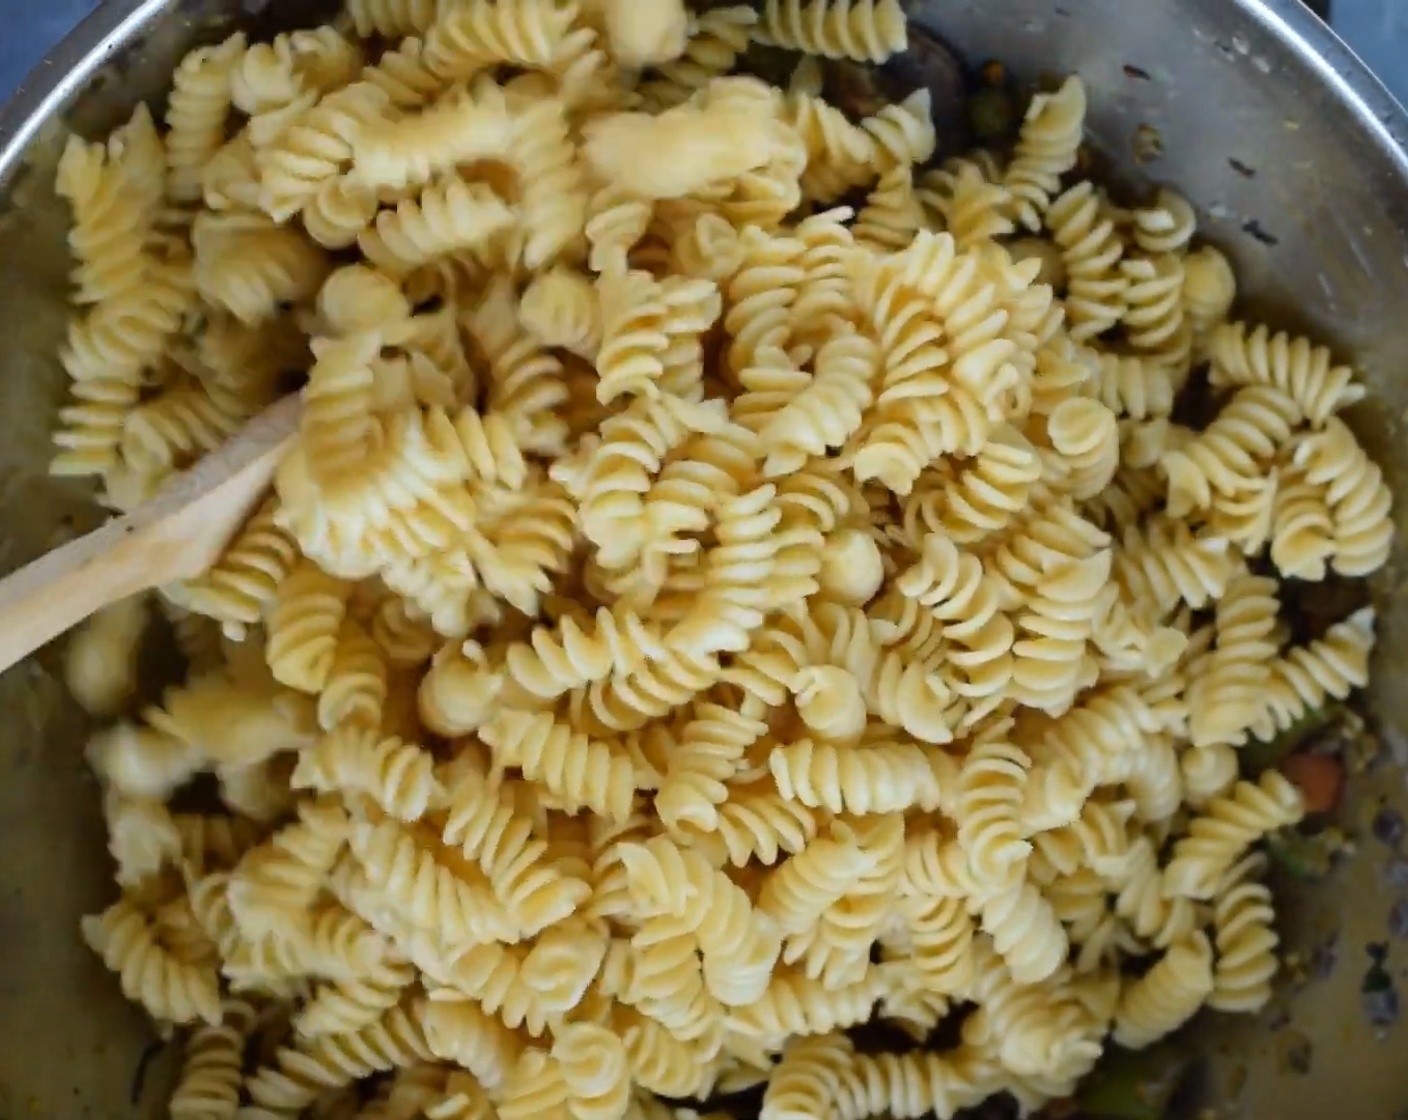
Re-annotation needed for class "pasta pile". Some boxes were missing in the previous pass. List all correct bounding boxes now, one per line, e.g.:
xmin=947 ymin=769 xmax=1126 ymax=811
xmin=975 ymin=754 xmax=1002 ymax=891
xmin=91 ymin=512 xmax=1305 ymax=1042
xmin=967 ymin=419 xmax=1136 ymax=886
xmin=52 ymin=0 xmax=1394 ymax=1118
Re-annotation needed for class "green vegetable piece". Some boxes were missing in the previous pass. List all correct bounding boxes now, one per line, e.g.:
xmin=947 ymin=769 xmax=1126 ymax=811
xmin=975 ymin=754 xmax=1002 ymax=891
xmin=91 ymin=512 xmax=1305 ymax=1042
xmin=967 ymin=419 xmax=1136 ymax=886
xmin=1240 ymin=703 xmax=1347 ymax=773
xmin=1077 ymin=1044 xmax=1193 ymax=1120
xmin=968 ymin=86 xmax=1017 ymax=141
xmin=1265 ymin=829 xmax=1340 ymax=882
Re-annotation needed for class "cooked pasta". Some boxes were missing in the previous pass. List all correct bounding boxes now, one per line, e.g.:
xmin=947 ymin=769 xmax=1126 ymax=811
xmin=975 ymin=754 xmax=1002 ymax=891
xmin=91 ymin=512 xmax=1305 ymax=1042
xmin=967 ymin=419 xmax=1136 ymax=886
xmin=1291 ymin=416 xmax=1394 ymax=576
xmin=1164 ymin=771 xmax=1305 ymax=900
xmin=423 ymin=0 xmax=581 ymax=80
xmin=756 ymin=0 xmax=909 ymax=63
xmin=639 ymin=7 xmax=758 ymax=110
xmin=53 ymin=10 xmax=1394 ymax=1119
xmin=166 ymin=34 xmax=247 ymax=203
xmin=1160 ymin=385 xmax=1301 ymax=516
xmin=1112 ymin=931 xmax=1215 ymax=1048
xmin=56 ymin=131 xmax=151 ymax=305
xmin=82 ymin=897 xmax=222 ymax=1025
xmin=293 ymin=725 xmax=441 ymax=821
xmin=267 ymin=562 xmax=353 ymax=693
xmin=1046 ymin=181 xmax=1127 ymax=342
xmin=65 ymin=595 xmax=149 ymax=717
xmin=359 ymin=178 xmax=515 ymax=277
xmin=1005 ymin=76 xmax=1086 ymax=231
xmin=169 ymin=998 xmax=258 ymax=1120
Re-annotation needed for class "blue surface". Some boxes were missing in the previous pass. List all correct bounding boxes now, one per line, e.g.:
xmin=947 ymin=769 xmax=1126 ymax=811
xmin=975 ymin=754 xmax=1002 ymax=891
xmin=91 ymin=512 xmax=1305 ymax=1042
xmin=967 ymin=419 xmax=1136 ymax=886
xmin=1334 ymin=0 xmax=1408 ymax=103
xmin=0 ymin=0 xmax=102 ymax=104
xmin=0 ymin=1 xmax=1403 ymax=118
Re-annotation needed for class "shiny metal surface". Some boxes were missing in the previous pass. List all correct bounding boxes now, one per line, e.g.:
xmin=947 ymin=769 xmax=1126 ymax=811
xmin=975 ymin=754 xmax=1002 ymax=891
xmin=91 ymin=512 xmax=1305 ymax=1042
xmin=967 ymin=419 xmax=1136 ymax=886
xmin=2 ymin=0 xmax=1408 ymax=1117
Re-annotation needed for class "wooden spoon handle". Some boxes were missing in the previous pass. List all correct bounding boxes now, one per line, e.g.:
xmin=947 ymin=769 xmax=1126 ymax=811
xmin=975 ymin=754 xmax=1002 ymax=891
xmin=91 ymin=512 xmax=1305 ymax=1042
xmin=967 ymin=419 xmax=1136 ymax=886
xmin=0 ymin=397 xmax=302 ymax=677
xmin=0 ymin=513 xmax=160 ymax=675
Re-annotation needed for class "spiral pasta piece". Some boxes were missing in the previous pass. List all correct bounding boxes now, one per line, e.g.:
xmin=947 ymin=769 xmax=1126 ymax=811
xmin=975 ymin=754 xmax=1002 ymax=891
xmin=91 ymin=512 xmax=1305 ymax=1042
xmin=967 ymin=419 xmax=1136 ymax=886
xmin=424 ymin=0 xmax=580 ymax=80
xmin=1164 ymin=771 xmax=1304 ymax=900
xmin=853 ymin=166 xmax=925 ymax=253
xmin=756 ymin=0 xmax=909 ymax=63
xmin=353 ymin=85 xmax=513 ymax=192
xmin=1181 ymin=245 xmax=1237 ymax=340
xmin=962 ymin=938 xmax=1100 ymax=1080
xmin=761 ymin=335 xmax=877 ymax=476
xmin=639 ymin=6 xmax=758 ymax=110
xmin=862 ymin=90 xmax=936 ymax=174
xmin=613 ymin=1008 xmax=713 ymax=1097
xmin=349 ymin=815 xmax=515 ymax=945
xmin=227 ymin=798 xmax=350 ymax=937
xmin=58 ymin=257 xmax=193 ymax=382
xmin=1022 ymin=683 xmax=1164 ymax=830
xmin=1005 ymin=77 xmax=1086 ymax=232
xmin=1291 ymin=416 xmax=1393 ymax=576
xmin=521 ymin=266 xmax=603 ymax=359
xmin=955 ymin=739 xmax=1031 ymax=886
xmin=298 ymin=969 xmax=418 ymax=1037
xmin=481 ymin=709 xmax=636 ymax=822
xmin=422 ymin=995 xmax=525 ymax=1092
xmin=258 ymin=81 xmax=392 ymax=221
xmin=595 ymin=268 xmax=674 ymax=405
xmin=293 ymin=725 xmax=441 ymax=820
xmin=920 ymin=160 xmax=1015 ymax=251
xmin=443 ymin=769 xmax=591 ymax=935
xmin=245 ymin=999 xmax=433 ymax=1113
xmin=656 ymin=703 xmax=767 ymax=831
xmin=975 ymin=879 xmax=1068 ymax=984
xmin=1047 ymin=398 xmax=1120 ymax=499
xmin=1249 ymin=608 xmax=1375 ymax=741
xmin=938 ymin=427 xmax=1045 ymax=546
xmin=1123 ymin=253 xmax=1190 ymax=369
xmin=789 ymin=95 xmax=876 ymax=203
xmin=497 ymin=607 xmax=663 ymax=705
xmin=51 ymin=374 xmax=143 ymax=478
xmin=267 ymin=562 xmax=353 ymax=693
xmin=725 ymin=227 xmax=806 ymax=376
xmin=64 ymin=595 xmax=149 ymax=719
xmin=512 ymin=96 xmax=590 ymax=270
xmin=170 ymin=999 xmax=258 ymax=1120
xmin=1184 ymin=856 xmax=1273 ymax=1018
xmin=1210 ymin=320 xmax=1365 ymax=426
xmin=1161 ymin=385 xmax=1301 ymax=515
xmin=1113 ymin=931 xmax=1214 ymax=1048
xmin=166 ymin=34 xmax=247 ymax=202
xmin=672 ymin=484 xmax=788 ymax=652
xmin=348 ymin=0 xmax=438 ymax=37
xmin=82 ymin=897 xmax=222 ymax=1025
xmin=360 ymin=178 xmax=515 ymax=277
xmin=55 ymin=134 xmax=150 ymax=305
xmin=619 ymin=835 xmax=782 ymax=1006
xmin=1046 ymin=181 xmax=1127 ymax=342
xmin=733 ymin=967 xmax=887 ymax=1045
xmin=855 ymin=399 xmax=993 ymax=497
xmin=769 ymin=1032 xmax=1003 ymax=1120
xmin=769 ymin=738 xmax=942 ymax=816
xmin=553 ymin=1022 xmax=632 ymax=1120
xmin=680 ymin=787 xmax=821 ymax=868
xmin=179 ymin=496 xmax=298 ymax=639
xmin=1265 ymin=464 xmax=1333 ymax=579
xmin=758 ymin=833 xmax=875 ymax=935
xmin=563 ymin=396 xmax=724 ymax=567
xmin=118 ymin=382 xmax=239 ymax=477
xmin=1114 ymin=513 xmax=1239 ymax=616
xmin=193 ymin=214 xmax=330 ymax=325
xmin=1188 ymin=574 xmax=1279 ymax=749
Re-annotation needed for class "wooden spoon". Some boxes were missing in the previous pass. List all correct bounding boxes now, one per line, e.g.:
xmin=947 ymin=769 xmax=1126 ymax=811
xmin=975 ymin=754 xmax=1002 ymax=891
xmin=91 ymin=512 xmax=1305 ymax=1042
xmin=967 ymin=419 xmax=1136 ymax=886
xmin=0 ymin=395 xmax=301 ymax=675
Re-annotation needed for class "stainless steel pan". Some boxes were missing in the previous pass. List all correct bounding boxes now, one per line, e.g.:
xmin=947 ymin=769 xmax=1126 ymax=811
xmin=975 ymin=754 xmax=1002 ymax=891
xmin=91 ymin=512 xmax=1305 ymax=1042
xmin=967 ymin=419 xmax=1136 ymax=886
xmin=2 ymin=1 xmax=1407 ymax=1115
